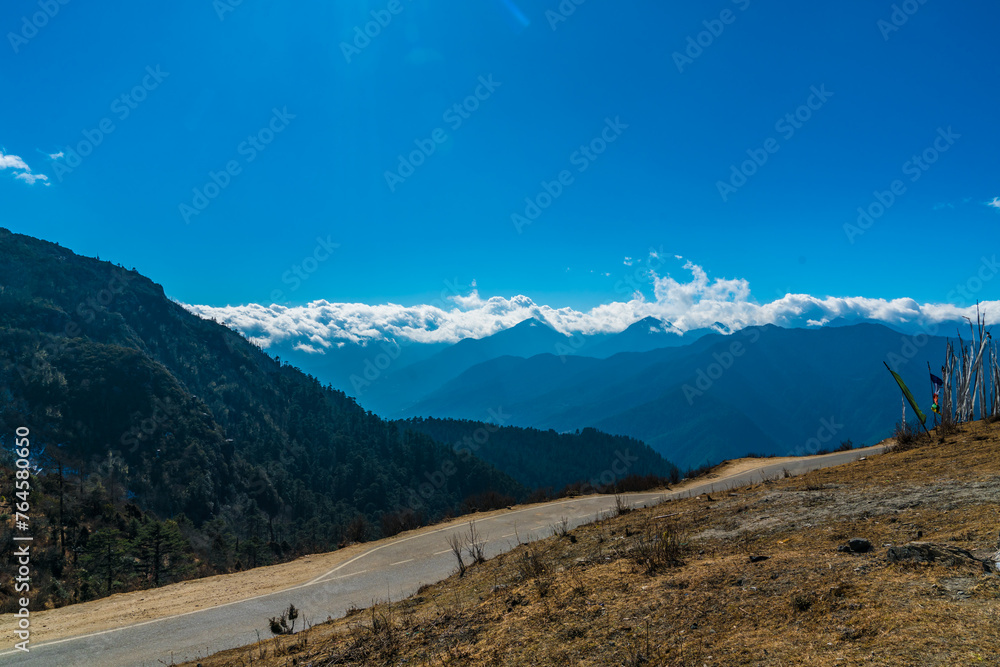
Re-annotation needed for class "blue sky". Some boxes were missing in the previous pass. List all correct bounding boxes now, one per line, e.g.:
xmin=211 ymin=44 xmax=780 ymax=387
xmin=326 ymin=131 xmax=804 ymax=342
xmin=2 ymin=0 xmax=998 ymax=334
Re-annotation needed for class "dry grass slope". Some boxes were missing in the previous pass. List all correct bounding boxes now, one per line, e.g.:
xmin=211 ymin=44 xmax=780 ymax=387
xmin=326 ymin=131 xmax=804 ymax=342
xmin=184 ymin=420 xmax=1000 ymax=667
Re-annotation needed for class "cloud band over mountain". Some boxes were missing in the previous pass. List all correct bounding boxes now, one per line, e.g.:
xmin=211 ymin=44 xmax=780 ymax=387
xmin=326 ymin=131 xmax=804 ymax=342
xmin=183 ymin=260 xmax=998 ymax=351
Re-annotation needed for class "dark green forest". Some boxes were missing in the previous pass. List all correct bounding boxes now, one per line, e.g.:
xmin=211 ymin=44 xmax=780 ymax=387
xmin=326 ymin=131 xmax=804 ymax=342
xmin=0 ymin=228 xmax=678 ymax=610
xmin=397 ymin=417 xmax=679 ymax=492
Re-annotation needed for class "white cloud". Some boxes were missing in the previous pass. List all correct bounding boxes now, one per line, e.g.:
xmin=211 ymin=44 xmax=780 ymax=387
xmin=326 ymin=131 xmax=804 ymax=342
xmin=15 ymin=172 xmax=48 ymax=185
xmin=449 ymin=289 xmax=486 ymax=310
xmin=48 ymin=151 xmax=65 ymax=160
xmin=0 ymin=153 xmax=30 ymax=171
xmin=1 ymin=150 xmax=48 ymax=186
xmin=987 ymin=196 xmax=1000 ymax=211
xmin=182 ymin=261 xmax=999 ymax=351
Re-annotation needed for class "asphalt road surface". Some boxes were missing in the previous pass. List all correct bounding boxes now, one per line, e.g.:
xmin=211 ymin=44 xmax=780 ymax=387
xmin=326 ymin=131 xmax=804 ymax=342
xmin=0 ymin=446 xmax=882 ymax=666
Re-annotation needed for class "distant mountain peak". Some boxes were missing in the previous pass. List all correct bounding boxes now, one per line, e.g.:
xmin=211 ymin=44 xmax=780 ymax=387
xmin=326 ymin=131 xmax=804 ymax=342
xmin=503 ymin=316 xmax=564 ymax=335
xmin=627 ymin=316 xmax=680 ymax=336
xmin=515 ymin=316 xmax=547 ymax=328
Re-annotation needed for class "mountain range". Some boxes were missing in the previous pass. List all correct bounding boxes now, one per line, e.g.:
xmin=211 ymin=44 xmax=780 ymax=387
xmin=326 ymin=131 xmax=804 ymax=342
xmin=407 ymin=322 xmax=952 ymax=468
xmin=276 ymin=312 xmax=954 ymax=470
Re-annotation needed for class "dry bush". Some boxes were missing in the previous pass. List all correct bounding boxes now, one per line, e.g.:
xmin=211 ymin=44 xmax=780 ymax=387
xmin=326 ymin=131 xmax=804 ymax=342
xmin=936 ymin=418 xmax=960 ymax=437
xmin=629 ymin=520 xmax=685 ymax=574
xmin=889 ymin=421 xmax=924 ymax=452
xmin=515 ymin=545 xmax=548 ymax=581
xmin=268 ymin=603 xmax=298 ymax=636
xmin=446 ymin=531 xmax=466 ymax=577
xmin=613 ymin=493 xmax=632 ymax=517
xmin=465 ymin=521 xmax=487 ymax=565
xmin=323 ymin=603 xmax=402 ymax=664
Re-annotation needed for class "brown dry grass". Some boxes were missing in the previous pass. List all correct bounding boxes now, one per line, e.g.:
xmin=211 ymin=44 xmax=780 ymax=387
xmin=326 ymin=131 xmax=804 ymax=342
xmin=184 ymin=421 xmax=1000 ymax=667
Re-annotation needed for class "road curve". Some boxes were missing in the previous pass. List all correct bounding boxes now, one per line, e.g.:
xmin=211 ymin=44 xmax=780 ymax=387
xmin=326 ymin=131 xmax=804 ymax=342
xmin=0 ymin=446 xmax=882 ymax=666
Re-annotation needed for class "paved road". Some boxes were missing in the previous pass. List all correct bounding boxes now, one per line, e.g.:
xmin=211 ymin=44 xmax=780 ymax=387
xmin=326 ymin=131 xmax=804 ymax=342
xmin=0 ymin=446 xmax=881 ymax=666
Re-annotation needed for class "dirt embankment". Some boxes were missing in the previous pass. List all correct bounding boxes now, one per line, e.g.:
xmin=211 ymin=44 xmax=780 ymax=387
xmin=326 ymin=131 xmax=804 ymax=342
xmin=185 ymin=421 xmax=1000 ymax=667
xmin=0 ymin=441 xmax=898 ymax=652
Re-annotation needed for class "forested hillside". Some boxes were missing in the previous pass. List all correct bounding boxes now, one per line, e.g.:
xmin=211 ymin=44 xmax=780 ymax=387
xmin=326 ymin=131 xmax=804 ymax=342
xmin=397 ymin=418 xmax=679 ymax=491
xmin=0 ymin=228 xmax=523 ymax=608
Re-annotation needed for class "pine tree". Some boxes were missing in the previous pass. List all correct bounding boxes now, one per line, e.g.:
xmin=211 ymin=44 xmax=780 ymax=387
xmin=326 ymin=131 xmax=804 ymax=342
xmin=134 ymin=519 xmax=189 ymax=587
xmin=82 ymin=528 xmax=127 ymax=595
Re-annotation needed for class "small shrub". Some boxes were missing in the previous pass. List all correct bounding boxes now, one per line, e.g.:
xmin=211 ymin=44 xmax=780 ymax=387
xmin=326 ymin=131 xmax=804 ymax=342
xmin=516 ymin=545 xmax=548 ymax=581
xmin=380 ymin=508 xmax=424 ymax=537
xmin=461 ymin=490 xmax=516 ymax=513
xmin=446 ymin=532 xmax=466 ymax=577
xmin=791 ymin=592 xmax=814 ymax=612
xmin=344 ymin=514 xmax=369 ymax=544
xmin=607 ymin=473 xmax=677 ymax=493
xmin=890 ymin=421 xmax=924 ymax=452
xmin=526 ymin=487 xmax=553 ymax=503
xmin=465 ymin=521 xmax=487 ymax=565
xmin=268 ymin=603 xmax=299 ymax=635
xmin=683 ymin=461 xmax=714 ymax=480
xmin=533 ymin=576 xmax=553 ymax=598
xmin=630 ymin=521 xmax=685 ymax=573
xmin=936 ymin=418 xmax=959 ymax=437
xmin=613 ymin=493 xmax=632 ymax=517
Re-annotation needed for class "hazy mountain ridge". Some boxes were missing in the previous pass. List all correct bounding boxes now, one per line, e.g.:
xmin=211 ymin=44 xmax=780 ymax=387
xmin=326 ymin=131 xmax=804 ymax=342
xmin=395 ymin=323 xmax=948 ymax=469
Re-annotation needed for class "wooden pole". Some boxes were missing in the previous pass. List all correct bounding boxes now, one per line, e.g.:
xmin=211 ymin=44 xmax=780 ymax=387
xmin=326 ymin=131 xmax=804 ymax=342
xmin=884 ymin=362 xmax=933 ymax=439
